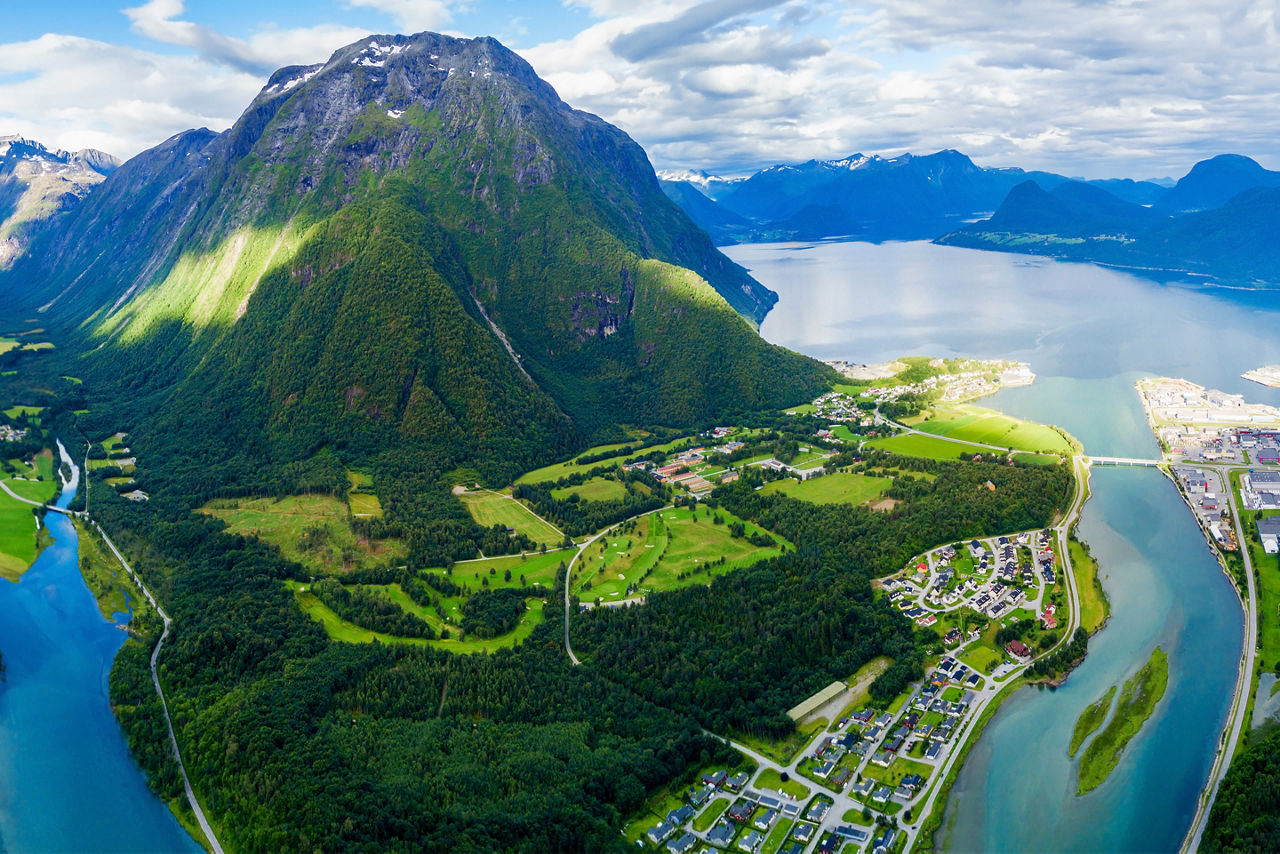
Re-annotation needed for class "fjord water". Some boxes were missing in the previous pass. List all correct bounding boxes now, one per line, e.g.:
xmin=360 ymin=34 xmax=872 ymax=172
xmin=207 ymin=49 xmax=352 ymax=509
xmin=724 ymin=240 xmax=1272 ymax=851
xmin=0 ymin=453 xmax=199 ymax=852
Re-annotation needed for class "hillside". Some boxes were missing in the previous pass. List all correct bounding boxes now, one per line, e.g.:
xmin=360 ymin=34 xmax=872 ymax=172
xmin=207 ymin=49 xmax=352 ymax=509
xmin=0 ymin=135 xmax=118 ymax=268
xmin=938 ymin=159 xmax=1280 ymax=287
xmin=3 ymin=33 xmax=832 ymax=500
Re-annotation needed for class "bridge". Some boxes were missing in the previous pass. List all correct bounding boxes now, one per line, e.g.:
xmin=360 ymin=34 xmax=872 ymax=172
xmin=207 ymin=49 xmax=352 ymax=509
xmin=1089 ymin=456 xmax=1163 ymax=467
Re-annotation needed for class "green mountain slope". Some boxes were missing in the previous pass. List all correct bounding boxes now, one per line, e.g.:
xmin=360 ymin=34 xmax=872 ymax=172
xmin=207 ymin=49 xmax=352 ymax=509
xmin=4 ymin=33 xmax=830 ymax=481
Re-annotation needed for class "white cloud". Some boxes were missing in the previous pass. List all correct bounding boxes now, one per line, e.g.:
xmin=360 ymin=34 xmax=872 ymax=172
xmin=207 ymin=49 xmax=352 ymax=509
xmin=342 ymin=0 xmax=461 ymax=33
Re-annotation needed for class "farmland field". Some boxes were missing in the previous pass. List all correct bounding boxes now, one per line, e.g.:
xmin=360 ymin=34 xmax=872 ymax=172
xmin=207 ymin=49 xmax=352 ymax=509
xmin=866 ymin=433 xmax=984 ymax=461
xmin=457 ymin=489 xmax=562 ymax=545
xmin=761 ymin=472 xmax=892 ymax=506
xmin=551 ymin=476 xmax=629 ymax=503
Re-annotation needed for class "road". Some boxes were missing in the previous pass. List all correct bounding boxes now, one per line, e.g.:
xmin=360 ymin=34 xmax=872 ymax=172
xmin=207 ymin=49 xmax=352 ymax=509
xmin=1180 ymin=464 xmax=1258 ymax=853
xmin=563 ymin=506 xmax=670 ymax=666
xmin=0 ymin=478 xmax=74 ymax=514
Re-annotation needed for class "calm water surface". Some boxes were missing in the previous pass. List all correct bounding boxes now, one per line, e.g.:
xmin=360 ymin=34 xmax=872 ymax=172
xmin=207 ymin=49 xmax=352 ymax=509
xmin=0 ymin=449 xmax=199 ymax=852
xmin=725 ymin=240 xmax=1276 ymax=853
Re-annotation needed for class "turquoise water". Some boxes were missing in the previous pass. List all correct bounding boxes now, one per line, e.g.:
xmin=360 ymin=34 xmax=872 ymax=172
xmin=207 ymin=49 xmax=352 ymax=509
xmin=725 ymin=240 xmax=1263 ymax=853
xmin=0 ymin=456 xmax=199 ymax=852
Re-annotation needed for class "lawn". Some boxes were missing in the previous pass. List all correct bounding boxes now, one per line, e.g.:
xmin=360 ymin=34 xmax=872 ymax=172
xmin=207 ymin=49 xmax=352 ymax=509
xmin=457 ymin=489 xmax=562 ymax=545
xmin=762 ymin=817 xmax=795 ymax=854
xmin=912 ymin=404 xmax=1074 ymax=455
xmin=762 ymin=472 xmax=892 ymax=506
xmin=755 ymin=768 xmax=811 ymax=800
xmin=288 ymin=581 xmax=546 ymax=653
xmin=694 ymin=798 xmax=730 ymax=832
xmin=959 ymin=642 xmax=1004 ymax=675
xmin=862 ymin=757 xmax=933 ymax=789
xmin=200 ymin=494 xmax=406 ymax=573
xmin=866 ymin=433 xmax=987 ymax=462
xmin=550 ymin=477 xmax=629 ymax=503
xmin=575 ymin=505 xmax=787 ymax=602
xmin=1069 ymin=534 xmax=1110 ymax=634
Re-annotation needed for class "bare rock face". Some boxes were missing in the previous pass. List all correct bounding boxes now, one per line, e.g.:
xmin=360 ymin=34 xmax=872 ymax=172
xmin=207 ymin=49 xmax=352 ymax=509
xmin=0 ymin=135 xmax=120 ymax=268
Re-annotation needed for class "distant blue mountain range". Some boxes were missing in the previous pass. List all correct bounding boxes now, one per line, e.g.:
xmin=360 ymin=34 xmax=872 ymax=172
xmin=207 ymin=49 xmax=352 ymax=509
xmin=660 ymin=151 xmax=1280 ymax=287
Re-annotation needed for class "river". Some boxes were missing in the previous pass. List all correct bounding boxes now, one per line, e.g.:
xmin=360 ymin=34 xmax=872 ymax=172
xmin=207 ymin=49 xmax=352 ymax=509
xmin=723 ymin=240 xmax=1274 ymax=852
xmin=0 ymin=445 xmax=199 ymax=852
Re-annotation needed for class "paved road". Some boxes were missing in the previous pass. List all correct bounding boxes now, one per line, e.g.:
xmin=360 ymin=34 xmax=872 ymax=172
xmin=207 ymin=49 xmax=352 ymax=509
xmin=0 ymin=479 xmax=73 ymax=514
xmin=1180 ymin=465 xmax=1257 ymax=853
xmin=92 ymin=521 xmax=225 ymax=854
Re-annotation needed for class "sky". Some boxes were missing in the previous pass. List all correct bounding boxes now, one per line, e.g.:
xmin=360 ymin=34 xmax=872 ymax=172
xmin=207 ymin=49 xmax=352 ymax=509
xmin=3 ymin=0 xmax=1280 ymax=179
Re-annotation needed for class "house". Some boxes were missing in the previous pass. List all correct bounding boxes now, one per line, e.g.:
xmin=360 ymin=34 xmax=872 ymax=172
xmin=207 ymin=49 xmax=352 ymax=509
xmin=925 ymin=741 xmax=943 ymax=760
xmin=836 ymin=826 xmax=870 ymax=843
xmin=901 ymin=773 xmax=925 ymax=790
xmin=814 ymin=759 xmax=836 ymax=778
xmin=895 ymin=785 xmax=914 ymax=800
xmin=849 ymin=779 xmax=874 ymax=798
xmin=753 ymin=808 xmax=777 ymax=831
xmin=726 ymin=771 xmax=751 ymax=792
xmin=1005 ymin=639 xmax=1032 ymax=661
xmin=728 ymin=800 xmax=755 ymax=822
xmin=738 ymin=830 xmax=764 ymax=853
xmin=667 ymin=805 xmax=695 ymax=826
xmin=646 ymin=821 xmax=675 ymax=846
xmin=1260 ymin=517 xmax=1280 ymax=554
xmin=871 ymin=785 xmax=893 ymax=804
xmin=792 ymin=821 xmax=817 ymax=842
xmin=689 ymin=783 xmax=715 ymax=808
xmin=781 ymin=843 xmax=805 ymax=854
xmin=667 ymin=832 xmax=697 ymax=854
xmin=873 ymin=828 xmax=899 ymax=854
xmin=804 ymin=799 xmax=830 ymax=821
xmin=871 ymin=750 xmax=892 ymax=767
xmin=707 ymin=822 xmax=735 ymax=847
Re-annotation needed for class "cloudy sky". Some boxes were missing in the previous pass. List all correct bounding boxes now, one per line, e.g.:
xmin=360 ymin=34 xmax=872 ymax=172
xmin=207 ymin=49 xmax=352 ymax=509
xmin=4 ymin=0 xmax=1279 ymax=179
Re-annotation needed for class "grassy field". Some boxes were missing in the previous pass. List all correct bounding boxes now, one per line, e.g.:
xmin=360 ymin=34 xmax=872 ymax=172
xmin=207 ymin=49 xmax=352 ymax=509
xmin=1070 ymin=534 xmax=1110 ymax=634
xmin=4 ymin=405 xmax=45 ymax=419
xmin=866 ymin=433 xmax=987 ymax=462
xmin=0 ymin=490 xmax=40 ymax=580
xmin=762 ymin=472 xmax=892 ymax=506
xmin=911 ymin=404 xmax=1074 ymax=455
xmin=735 ymin=717 xmax=826 ymax=766
xmin=755 ymin=768 xmax=811 ymax=800
xmin=862 ymin=756 xmax=933 ymax=789
xmin=1077 ymin=647 xmax=1169 ymax=794
xmin=457 ymin=489 xmax=562 ymax=546
xmin=828 ymin=656 xmax=894 ymax=730
xmin=200 ymin=494 xmax=406 ymax=573
xmin=514 ymin=437 xmax=658 ymax=485
xmin=75 ymin=521 xmax=149 ymax=621
xmin=0 ymin=337 xmax=16 ymax=356
xmin=1070 ymin=686 xmax=1117 ymax=757
xmin=288 ymin=580 xmax=546 ymax=653
xmin=763 ymin=817 xmax=795 ymax=853
xmin=550 ymin=477 xmax=629 ymax=503
xmin=575 ymin=505 xmax=786 ymax=601
xmin=959 ymin=642 xmax=1004 ymax=675
xmin=346 ymin=471 xmax=383 ymax=518
xmin=694 ymin=798 xmax=730 ymax=832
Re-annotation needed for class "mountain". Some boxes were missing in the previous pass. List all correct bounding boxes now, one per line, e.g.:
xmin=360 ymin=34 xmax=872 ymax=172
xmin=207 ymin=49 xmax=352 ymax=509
xmin=0 ymin=135 xmax=119 ymax=268
xmin=3 ymin=32 xmax=832 ymax=495
xmin=938 ymin=158 xmax=1280 ymax=287
xmin=658 ymin=178 xmax=751 ymax=242
xmin=1153 ymin=154 xmax=1280 ymax=213
xmin=659 ymin=149 xmax=1170 ymax=243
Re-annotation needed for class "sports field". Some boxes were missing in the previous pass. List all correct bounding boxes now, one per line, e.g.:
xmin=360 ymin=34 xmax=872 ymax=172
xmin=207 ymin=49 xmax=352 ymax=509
xmin=576 ymin=505 xmax=787 ymax=601
xmin=761 ymin=471 xmax=892 ymax=505
xmin=457 ymin=489 xmax=562 ymax=545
